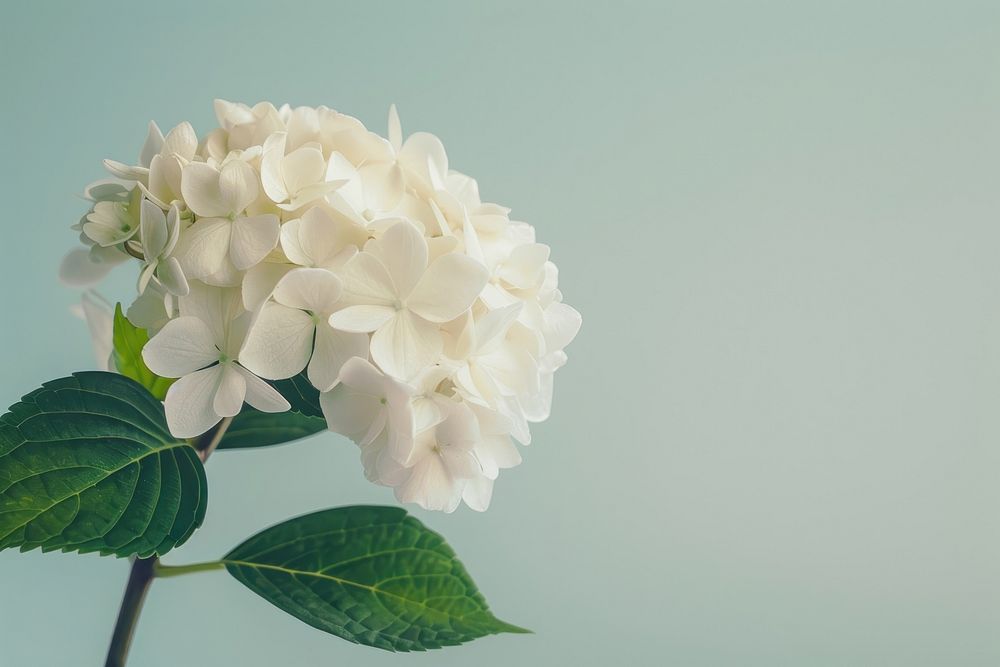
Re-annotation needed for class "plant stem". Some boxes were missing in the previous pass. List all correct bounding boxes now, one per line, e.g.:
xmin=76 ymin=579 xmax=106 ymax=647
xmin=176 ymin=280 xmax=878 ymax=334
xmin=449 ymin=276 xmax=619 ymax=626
xmin=103 ymin=417 xmax=233 ymax=667
xmin=104 ymin=556 xmax=155 ymax=667
xmin=153 ymin=560 xmax=226 ymax=578
xmin=197 ymin=416 xmax=233 ymax=462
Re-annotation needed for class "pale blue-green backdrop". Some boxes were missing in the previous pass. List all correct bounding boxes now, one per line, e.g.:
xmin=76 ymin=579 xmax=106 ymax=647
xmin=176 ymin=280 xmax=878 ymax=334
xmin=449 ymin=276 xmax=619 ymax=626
xmin=3 ymin=1 xmax=1000 ymax=665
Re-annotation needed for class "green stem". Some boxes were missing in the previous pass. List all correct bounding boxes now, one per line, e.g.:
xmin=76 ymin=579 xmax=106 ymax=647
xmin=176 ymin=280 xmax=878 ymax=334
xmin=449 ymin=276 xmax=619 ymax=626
xmin=153 ymin=560 xmax=226 ymax=578
xmin=103 ymin=417 xmax=232 ymax=666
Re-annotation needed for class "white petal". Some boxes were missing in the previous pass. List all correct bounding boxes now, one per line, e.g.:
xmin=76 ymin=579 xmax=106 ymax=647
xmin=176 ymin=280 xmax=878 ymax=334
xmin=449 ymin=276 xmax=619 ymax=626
xmin=300 ymin=206 xmax=366 ymax=266
xmin=127 ymin=286 xmax=170 ymax=332
xmin=261 ymin=132 xmax=290 ymax=202
xmin=281 ymin=145 xmax=326 ymax=196
xmin=102 ymin=159 xmax=148 ymax=182
xmin=139 ymin=121 xmax=164 ymax=168
xmin=412 ymin=396 xmax=445 ymax=434
xmin=156 ymin=256 xmax=190 ymax=296
xmin=370 ymin=310 xmax=442 ymax=380
xmin=499 ymin=243 xmax=550 ymax=289
xmin=213 ymin=363 xmax=247 ymax=417
xmin=338 ymin=252 xmax=398 ymax=306
xmin=359 ymin=162 xmax=404 ymax=212
xmin=242 ymin=262 xmax=293 ymax=311
xmin=180 ymin=218 xmax=232 ymax=279
xmin=398 ymin=132 xmax=449 ymax=191
xmin=387 ymin=104 xmax=402 ymax=152
xmin=235 ymin=364 xmax=291 ymax=413
xmin=325 ymin=152 xmax=365 ymax=212
xmin=162 ymin=121 xmax=197 ymax=160
xmin=474 ymin=303 xmax=523 ymax=351
xmin=138 ymin=262 xmax=157 ymax=295
xmin=229 ymin=214 xmax=279 ymax=270
xmin=329 ymin=304 xmax=395 ymax=333
xmin=163 ymin=204 xmax=182 ymax=256
xmin=480 ymin=346 xmax=539 ymax=396
xmin=179 ymin=282 xmax=241 ymax=347
xmin=239 ymin=302 xmax=314 ymax=380
xmin=543 ymin=302 xmax=582 ymax=353
xmin=140 ymin=199 xmax=168 ymax=259
xmin=320 ymin=383 xmax=382 ymax=445
xmin=219 ymin=159 xmax=259 ymax=214
xmin=180 ymin=162 xmax=228 ymax=218
xmin=279 ymin=217 xmax=310 ymax=265
xmin=407 ymin=254 xmax=488 ymax=323
xmin=462 ymin=474 xmax=494 ymax=512
xmin=337 ymin=356 xmax=388 ymax=396
xmin=273 ymin=267 xmax=342 ymax=313
xmin=395 ymin=456 xmax=463 ymax=513
xmin=163 ymin=365 xmax=224 ymax=438
xmin=142 ymin=316 xmax=219 ymax=377
xmin=308 ymin=325 xmax=369 ymax=391
xmin=367 ymin=221 xmax=427 ymax=298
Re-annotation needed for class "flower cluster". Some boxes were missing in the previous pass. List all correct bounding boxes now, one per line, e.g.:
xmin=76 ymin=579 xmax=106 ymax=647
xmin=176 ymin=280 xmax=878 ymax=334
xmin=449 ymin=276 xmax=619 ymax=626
xmin=63 ymin=101 xmax=581 ymax=512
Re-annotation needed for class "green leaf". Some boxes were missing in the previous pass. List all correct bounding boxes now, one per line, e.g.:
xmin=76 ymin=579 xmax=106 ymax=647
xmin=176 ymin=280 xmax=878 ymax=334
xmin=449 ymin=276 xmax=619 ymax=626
xmin=0 ymin=372 xmax=208 ymax=558
xmin=217 ymin=407 xmax=326 ymax=450
xmin=112 ymin=303 xmax=174 ymax=400
xmin=223 ymin=506 xmax=529 ymax=652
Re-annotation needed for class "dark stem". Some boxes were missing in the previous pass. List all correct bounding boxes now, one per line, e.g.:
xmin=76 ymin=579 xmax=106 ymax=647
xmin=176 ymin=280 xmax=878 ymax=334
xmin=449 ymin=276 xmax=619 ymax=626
xmin=197 ymin=416 xmax=233 ymax=463
xmin=104 ymin=557 xmax=155 ymax=667
xmin=103 ymin=417 xmax=232 ymax=666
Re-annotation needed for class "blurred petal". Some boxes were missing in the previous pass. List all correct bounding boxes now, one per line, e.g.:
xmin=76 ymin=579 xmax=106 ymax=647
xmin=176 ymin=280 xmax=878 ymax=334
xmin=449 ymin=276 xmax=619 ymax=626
xmin=59 ymin=247 xmax=123 ymax=287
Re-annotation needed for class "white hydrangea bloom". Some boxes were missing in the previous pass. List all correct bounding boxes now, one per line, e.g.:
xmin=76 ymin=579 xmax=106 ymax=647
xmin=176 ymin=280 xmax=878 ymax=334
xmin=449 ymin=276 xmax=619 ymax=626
xmin=63 ymin=100 xmax=581 ymax=512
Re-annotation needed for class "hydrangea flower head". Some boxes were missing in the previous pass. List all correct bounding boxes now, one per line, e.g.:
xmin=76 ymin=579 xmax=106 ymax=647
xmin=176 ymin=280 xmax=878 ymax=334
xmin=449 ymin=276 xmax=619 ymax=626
xmin=63 ymin=100 xmax=581 ymax=512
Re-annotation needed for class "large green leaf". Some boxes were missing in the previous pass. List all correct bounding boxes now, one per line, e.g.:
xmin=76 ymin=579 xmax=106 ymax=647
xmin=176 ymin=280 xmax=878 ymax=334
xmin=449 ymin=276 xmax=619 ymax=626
xmin=218 ymin=407 xmax=326 ymax=449
xmin=0 ymin=372 xmax=207 ymax=558
xmin=223 ymin=506 xmax=529 ymax=651
xmin=112 ymin=303 xmax=175 ymax=400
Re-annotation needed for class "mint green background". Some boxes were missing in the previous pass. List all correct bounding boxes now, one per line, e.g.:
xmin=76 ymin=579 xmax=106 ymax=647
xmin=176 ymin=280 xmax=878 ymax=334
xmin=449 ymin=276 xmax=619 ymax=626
xmin=3 ymin=1 xmax=1000 ymax=664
